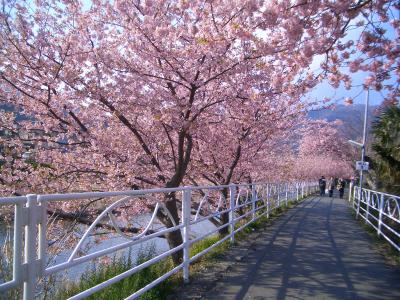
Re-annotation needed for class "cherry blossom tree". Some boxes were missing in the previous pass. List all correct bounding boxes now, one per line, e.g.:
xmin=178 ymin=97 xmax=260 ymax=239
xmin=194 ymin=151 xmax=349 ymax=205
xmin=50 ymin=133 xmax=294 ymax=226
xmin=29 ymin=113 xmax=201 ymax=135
xmin=293 ymin=120 xmax=355 ymax=179
xmin=320 ymin=0 xmax=400 ymax=106
xmin=189 ymin=87 xmax=306 ymax=232
xmin=191 ymin=87 xmax=306 ymax=183
xmin=1 ymin=0 xmax=397 ymax=264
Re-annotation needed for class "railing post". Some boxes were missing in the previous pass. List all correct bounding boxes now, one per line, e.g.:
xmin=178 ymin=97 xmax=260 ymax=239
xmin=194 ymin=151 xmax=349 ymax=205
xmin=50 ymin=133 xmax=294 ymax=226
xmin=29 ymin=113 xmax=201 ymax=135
xmin=24 ymin=194 xmax=39 ymax=300
xmin=348 ymin=181 xmax=353 ymax=203
xmin=354 ymin=186 xmax=358 ymax=212
xmin=378 ymin=194 xmax=384 ymax=236
xmin=356 ymin=187 xmax=361 ymax=219
xmin=12 ymin=202 xmax=24 ymax=293
xmin=301 ymin=183 xmax=304 ymax=199
xmin=38 ymin=196 xmax=48 ymax=283
xmin=229 ymin=185 xmax=236 ymax=243
xmin=266 ymin=184 xmax=270 ymax=218
xmin=277 ymin=183 xmax=281 ymax=207
xmin=285 ymin=183 xmax=288 ymax=206
xmin=182 ymin=188 xmax=191 ymax=284
xmin=251 ymin=184 xmax=256 ymax=220
xmin=296 ymin=183 xmax=299 ymax=201
xmin=366 ymin=190 xmax=370 ymax=223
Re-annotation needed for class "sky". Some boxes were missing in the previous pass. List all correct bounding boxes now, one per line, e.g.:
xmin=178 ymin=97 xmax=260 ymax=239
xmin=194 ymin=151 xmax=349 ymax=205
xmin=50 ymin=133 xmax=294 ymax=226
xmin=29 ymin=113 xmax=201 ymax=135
xmin=306 ymin=13 xmax=397 ymax=107
xmin=308 ymin=74 xmax=383 ymax=106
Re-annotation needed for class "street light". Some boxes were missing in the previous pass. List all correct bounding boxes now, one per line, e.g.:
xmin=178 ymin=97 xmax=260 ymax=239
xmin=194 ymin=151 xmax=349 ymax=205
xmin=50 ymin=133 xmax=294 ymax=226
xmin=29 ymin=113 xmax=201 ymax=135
xmin=348 ymin=140 xmax=363 ymax=148
xmin=348 ymin=88 xmax=369 ymax=218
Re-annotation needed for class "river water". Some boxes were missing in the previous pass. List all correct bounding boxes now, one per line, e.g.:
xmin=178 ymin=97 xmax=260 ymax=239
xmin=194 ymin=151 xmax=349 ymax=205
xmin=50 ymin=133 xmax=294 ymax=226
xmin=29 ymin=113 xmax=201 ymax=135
xmin=0 ymin=212 xmax=217 ymax=286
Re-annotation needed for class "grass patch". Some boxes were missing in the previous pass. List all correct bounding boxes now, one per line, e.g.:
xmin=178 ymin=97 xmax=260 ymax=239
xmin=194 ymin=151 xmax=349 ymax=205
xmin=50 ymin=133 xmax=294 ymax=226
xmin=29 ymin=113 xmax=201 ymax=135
xmin=190 ymin=234 xmax=230 ymax=260
xmin=361 ymin=223 xmax=400 ymax=266
xmin=52 ymin=246 xmax=177 ymax=300
xmin=348 ymin=205 xmax=400 ymax=266
xmin=54 ymin=196 xmax=308 ymax=300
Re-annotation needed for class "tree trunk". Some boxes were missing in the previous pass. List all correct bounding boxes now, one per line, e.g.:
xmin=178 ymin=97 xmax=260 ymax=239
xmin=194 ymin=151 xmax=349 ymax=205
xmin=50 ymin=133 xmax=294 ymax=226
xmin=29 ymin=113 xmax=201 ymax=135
xmin=218 ymin=187 xmax=230 ymax=235
xmin=157 ymin=192 xmax=184 ymax=266
xmin=219 ymin=211 xmax=230 ymax=235
xmin=206 ymin=187 xmax=232 ymax=235
xmin=155 ymin=131 xmax=192 ymax=266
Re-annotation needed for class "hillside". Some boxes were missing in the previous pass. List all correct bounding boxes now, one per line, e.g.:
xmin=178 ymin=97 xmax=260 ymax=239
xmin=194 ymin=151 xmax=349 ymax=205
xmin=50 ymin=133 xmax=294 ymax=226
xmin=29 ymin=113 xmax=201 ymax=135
xmin=309 ymin=104 xmax=377 ymax=141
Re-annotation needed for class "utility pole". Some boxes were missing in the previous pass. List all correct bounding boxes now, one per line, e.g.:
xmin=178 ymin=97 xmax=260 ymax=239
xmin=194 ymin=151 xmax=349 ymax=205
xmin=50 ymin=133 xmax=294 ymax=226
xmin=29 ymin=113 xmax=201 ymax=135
xmin=348 ymin=88 xmax=369 ymax=218
xmin=359 ymin=88 xmax=369 ymax=190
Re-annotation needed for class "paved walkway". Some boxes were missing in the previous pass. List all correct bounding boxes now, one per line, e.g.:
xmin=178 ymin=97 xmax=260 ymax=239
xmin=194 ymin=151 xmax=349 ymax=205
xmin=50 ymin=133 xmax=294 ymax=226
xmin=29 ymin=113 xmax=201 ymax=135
xmin=173 ymin=196 xmax=400 ymax=300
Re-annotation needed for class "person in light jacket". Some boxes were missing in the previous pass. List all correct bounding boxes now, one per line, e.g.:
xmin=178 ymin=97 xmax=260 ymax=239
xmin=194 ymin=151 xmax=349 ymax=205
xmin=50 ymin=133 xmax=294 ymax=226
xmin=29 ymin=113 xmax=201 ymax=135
xmin=328 ymin=177 xmax=335 ymax=197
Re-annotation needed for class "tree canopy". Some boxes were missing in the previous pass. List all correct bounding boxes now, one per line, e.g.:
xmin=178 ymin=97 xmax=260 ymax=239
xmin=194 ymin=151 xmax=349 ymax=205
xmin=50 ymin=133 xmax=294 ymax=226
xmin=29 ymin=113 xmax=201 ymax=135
xmin=1 ymin=0 xmax=398 ymax=264
xmin=370 ymin=105 xmax=400 ymax=194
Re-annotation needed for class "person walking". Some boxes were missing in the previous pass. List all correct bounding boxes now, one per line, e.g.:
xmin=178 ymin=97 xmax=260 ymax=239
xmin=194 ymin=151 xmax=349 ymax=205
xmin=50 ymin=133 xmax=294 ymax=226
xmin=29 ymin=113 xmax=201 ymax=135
xmin=337 ymin=178 xmax=346 ymax=199
xmin=328 ymin=177 xmax=335 ymax=197
xmin=318 ymin=176 xmax=326 ymax=196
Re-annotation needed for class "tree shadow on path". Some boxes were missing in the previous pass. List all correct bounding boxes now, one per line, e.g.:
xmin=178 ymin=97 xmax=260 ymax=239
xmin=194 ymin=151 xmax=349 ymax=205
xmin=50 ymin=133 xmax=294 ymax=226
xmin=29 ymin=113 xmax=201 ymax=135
xmin=206 ymin=197 xmax=400 ymax=300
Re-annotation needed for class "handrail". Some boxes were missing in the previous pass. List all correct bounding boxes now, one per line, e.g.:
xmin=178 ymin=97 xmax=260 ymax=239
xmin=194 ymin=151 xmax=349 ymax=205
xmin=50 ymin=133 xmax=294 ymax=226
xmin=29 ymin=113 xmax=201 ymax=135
xmin=0 ymin=181 xmax=318 ymax=299
xmin=349 ymin=184 xmax=399 ymax=251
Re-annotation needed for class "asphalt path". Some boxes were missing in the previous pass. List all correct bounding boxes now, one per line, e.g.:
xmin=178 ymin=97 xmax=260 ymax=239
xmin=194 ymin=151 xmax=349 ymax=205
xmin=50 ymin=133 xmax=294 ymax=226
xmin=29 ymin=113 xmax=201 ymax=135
xmin=174 ymin=196 xmax=400 ymax=300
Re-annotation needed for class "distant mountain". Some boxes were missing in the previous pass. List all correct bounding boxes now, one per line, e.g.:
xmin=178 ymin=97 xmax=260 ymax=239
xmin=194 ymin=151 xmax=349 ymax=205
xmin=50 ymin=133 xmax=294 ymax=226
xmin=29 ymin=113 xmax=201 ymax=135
xmin=308 ymin=104 xmax=377 ymax=141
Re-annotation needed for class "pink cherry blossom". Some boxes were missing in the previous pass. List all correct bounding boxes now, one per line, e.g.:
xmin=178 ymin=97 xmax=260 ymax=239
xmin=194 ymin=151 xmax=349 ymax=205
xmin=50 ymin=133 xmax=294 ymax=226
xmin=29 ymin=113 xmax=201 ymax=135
xmin=0 ymin=0 xmax=397 ymax=263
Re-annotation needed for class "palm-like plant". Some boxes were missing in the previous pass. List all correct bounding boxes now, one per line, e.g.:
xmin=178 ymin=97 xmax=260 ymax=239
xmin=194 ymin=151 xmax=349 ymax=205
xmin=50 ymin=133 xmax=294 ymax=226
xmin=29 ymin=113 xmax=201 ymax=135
xmin=371 ymin=105 xmax=400 ymax=194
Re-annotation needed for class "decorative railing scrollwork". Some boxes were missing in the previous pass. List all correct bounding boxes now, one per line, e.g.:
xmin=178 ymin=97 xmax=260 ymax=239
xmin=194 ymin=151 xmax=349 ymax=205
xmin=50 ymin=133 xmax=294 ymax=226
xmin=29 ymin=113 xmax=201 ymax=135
xmin=352 ymin=186 xmax=399 ymax=251
xmin=0 ymin=181 xmax=318 ymax=299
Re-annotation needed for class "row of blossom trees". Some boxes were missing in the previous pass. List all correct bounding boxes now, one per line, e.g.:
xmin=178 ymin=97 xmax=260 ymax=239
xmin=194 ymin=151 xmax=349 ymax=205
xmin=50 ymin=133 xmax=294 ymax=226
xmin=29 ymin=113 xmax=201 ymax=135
xmin=0 ymin=0 xmax=398 ymax=263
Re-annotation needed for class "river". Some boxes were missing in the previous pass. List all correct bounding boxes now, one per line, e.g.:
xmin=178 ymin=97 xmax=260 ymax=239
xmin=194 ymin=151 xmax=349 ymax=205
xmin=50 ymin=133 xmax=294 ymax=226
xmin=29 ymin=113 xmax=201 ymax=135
xmin=0 ymin=212 xmax=217 ymax=287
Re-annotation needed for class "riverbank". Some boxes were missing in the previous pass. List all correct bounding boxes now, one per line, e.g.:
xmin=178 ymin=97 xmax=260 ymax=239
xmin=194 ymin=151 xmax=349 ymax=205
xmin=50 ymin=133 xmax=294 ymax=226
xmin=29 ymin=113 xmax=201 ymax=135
xmin=56 ymin=197 xmax=306 ymax=299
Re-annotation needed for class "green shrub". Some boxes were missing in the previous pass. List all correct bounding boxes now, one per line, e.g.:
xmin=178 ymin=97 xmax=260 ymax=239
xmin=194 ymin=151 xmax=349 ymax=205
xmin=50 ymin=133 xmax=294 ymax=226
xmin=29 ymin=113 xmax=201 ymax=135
xmin=53 ymin=245 xmax=174 ymax=300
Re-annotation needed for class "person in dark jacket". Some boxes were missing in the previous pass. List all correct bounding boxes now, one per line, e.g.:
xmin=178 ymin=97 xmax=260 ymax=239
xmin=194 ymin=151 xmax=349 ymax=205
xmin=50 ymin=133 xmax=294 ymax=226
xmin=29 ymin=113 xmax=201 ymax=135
xmin=318 ymin=176 xmax=326 ymax=196
xmin=337 ymin=178 xmax=346 ymax=199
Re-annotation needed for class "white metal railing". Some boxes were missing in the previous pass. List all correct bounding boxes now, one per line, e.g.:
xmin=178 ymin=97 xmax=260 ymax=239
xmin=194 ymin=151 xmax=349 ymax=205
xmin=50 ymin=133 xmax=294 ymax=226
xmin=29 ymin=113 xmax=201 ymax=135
xmin=349 ymin=183 xmax=400 ymax=251
xmin=0 ymin=181 xmax=317 ymax=299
